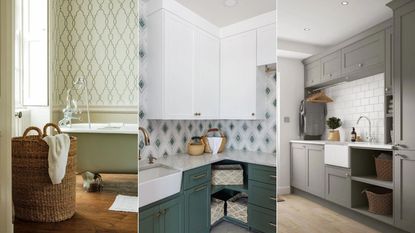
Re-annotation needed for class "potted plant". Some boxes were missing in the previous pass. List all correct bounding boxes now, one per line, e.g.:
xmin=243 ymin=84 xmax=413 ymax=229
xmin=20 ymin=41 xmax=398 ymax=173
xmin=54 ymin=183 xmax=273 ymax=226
xmin=326 ymin=117 xmax=342 ymax=141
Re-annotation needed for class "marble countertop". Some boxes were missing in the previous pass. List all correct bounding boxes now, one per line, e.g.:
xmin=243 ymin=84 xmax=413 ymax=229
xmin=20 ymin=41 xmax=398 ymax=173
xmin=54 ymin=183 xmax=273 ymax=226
xmin=290 ymin=140 xmax=393 ymax=150
xmin=143 ymin=150 xmax=276 ymax=172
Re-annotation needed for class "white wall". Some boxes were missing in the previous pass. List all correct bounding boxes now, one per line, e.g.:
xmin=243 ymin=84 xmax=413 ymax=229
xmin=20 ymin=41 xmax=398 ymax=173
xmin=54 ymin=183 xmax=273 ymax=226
xmin=277 ymin=57 xmax=304 ymax=194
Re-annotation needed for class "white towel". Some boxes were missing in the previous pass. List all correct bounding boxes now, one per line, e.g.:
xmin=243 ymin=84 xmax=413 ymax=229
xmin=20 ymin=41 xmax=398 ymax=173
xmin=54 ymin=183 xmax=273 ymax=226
xmin=207 ymin=137 xmax=223 ymax=155
xmin=43 ymin=134 xmax=71 ymax=184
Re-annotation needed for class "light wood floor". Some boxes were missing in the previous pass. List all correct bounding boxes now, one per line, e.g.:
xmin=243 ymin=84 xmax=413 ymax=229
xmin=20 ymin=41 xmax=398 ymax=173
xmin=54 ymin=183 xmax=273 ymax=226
xmin=278 ymin=195 xmax=381 ymax=233
xmin=14 ymin=174 xmax=137 ymax=233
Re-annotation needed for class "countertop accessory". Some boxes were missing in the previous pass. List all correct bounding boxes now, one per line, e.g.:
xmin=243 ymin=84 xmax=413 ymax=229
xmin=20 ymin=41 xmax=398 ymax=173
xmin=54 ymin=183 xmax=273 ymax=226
xmin=326 ymin=117 xmax=342 ymax=141
xmin=362 ymin=187 xmax=392 ymax=215
xmin=374 ymin=153 xmax=392 ymax=181
xmin=201 ymin=128 xmax=227 ymax=153
xmin=187 ymin=136 xmax=205 ymax=156
xmin=11 ymin=123 xmax=77 ymax=222
xmin=306 ymin=91 xmax=333 ymax=103
xmin=212 ymin=164 xmax=243 ymax=185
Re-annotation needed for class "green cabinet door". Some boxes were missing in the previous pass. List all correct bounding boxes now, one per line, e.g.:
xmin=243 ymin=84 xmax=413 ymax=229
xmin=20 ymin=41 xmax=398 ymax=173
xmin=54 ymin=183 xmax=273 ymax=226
xmin=160 ymin=195 xmax=184 ymax=233
xmin=184 ymin=183 xmax=210 ymax=233
xmin=139 ymin=206 xmax=160 ymax=233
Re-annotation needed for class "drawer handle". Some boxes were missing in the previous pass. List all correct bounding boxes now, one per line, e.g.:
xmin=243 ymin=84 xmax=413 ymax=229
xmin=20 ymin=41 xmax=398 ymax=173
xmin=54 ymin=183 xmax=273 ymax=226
xmin=194 ymin=185 xmax=207 ymax=192
xmin=269 ymin=175 xmax=277 ymax=179
xmin=269 ymin=222 xmax=277 ymax=228
xmin=269 ymin=196 xmax=277 ymax=201
xmin=192 ymin=173 xmax=207 ymax=180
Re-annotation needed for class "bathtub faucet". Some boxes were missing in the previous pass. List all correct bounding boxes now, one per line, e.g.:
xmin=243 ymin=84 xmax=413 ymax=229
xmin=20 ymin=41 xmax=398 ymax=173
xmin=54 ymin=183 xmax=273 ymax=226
xmin=59 ymin=89 xmax=82 ymax=127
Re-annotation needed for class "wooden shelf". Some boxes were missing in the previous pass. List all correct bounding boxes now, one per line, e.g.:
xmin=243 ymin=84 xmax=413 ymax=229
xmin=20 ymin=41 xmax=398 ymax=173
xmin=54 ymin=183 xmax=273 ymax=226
xmin=352 ymin=206 xmax=393 ymax=225
xmin=351 ymin=176 xmax=393 ymax=189
xmin=211 ymin=184 xmax=248 ymax=195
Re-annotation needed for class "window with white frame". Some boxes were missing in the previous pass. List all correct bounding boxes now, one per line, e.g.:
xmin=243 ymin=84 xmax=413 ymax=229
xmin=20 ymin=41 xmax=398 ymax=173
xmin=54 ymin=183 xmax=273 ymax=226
xmin=15 ymin=0 xmax=48 ymax=107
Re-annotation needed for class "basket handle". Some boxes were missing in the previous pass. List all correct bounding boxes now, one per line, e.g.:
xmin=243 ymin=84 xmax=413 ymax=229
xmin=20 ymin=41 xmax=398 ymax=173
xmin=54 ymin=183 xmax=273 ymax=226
xmin=43 ymin=123 xmax=62 ymax=137
xmin=204 ymin=128 xmax=225 ymax=137
xmin=22 ymin=127 xmax=42 ymax=140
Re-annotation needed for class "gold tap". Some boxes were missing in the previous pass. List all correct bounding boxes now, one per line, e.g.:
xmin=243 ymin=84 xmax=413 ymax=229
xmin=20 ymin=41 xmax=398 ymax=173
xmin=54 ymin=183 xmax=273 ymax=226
xmin=139 ymin=127 xmax=151 ymax=160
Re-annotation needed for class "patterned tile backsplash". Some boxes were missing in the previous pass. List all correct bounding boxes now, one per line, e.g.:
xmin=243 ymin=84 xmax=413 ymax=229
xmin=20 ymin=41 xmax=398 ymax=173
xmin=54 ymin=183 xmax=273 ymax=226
xmin=51 ymin=0 xmax=139 ymax=108
xmin=138 ymin=1 xmax=276 ymax=158
xmin=324 ymin=73 xmax=385 ymax=143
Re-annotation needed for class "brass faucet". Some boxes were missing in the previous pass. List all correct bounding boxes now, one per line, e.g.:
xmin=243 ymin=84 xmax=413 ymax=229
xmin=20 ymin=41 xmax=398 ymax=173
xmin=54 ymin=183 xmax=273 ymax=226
xmin=139 ymin=127 xmax=151 ymax=160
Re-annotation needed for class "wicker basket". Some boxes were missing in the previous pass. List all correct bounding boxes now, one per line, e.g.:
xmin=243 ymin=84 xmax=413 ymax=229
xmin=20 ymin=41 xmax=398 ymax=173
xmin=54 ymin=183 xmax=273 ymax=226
xmin=211 ymin=164 xmax=244 ymax=185
xmin=227 ymin=193 xmax=248 ymax=223
xmin=362 ymin=187 xmax=392 ymax=215
xmin=201 ymin=128 xmax=227 ymax=153
xmin=375 ymin=155 xmax=392 ymax=181
xmin=211 ymin=198 xmax=225 ymax=225
xmin=187 ymin=136 xmax=205 ymax=156
xmin=12 ymin=123 xmax=77 ymax=222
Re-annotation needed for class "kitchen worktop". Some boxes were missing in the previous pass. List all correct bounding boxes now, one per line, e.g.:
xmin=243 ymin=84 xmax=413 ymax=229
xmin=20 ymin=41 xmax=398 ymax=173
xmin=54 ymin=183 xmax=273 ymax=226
xmin=141 ymin=150 xmax=276 ymax=172
xmin=290 ymin=140 xmax=393 ymax=150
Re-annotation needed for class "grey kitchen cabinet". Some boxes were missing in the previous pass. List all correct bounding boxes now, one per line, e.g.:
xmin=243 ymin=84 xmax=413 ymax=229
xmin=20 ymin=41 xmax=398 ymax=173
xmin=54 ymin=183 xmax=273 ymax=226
xmin=341 ymin=31 xmax=385 ymax=76
xmin=307 ymin=145 xmax=325 ymax=198
xmin=325 ymin=165 xmax=351 ymax=208
xmin=291 ymin=143 xmax=325 ymax=198
xmin=291 ymin=143 xmax=307 ymax=191
xmin=305 ymin=60 xmax=321 ymax=87
xmin=394 ymin=150 xmax=415 ymax=232
xmin=321 ymin=50 xmax=342 ymax=82
xmin=385 ymin=26 xmax=393 ymax=94
xmin=389 ymin=0 xmax=415 ymax=150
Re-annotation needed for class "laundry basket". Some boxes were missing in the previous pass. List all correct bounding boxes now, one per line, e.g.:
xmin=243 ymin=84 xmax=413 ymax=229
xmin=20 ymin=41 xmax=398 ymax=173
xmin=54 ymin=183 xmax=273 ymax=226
xmin=362 ymin=187 xmax=392 ymax=215
xmin=12 ymin=123 xmax=77 ymax=222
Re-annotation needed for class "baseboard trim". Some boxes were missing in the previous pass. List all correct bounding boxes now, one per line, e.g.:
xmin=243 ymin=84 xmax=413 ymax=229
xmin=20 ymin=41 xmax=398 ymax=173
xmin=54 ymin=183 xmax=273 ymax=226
xmin=278 ymin=186 xmax=291 ymax=195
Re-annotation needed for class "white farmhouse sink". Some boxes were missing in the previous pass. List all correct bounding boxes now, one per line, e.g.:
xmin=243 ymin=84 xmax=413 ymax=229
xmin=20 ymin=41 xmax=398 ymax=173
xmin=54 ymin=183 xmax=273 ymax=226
xmin=139 ymin=164 xmax=182 ymax=208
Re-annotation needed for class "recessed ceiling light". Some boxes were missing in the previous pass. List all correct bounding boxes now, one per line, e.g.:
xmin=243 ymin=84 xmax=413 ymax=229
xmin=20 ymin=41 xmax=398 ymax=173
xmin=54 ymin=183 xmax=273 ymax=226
xmin=224 ymin=0 xmax=238 ymax=7
xmin=341 ymin=1 xmax=349 ymax=5
xmin=304 ymin=28 xmax=311 ymax=31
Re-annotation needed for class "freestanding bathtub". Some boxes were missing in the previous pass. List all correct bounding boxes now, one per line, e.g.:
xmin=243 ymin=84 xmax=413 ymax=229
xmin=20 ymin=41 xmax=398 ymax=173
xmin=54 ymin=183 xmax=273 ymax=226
xmin=60 ymin=123 xmax=138 ymax=174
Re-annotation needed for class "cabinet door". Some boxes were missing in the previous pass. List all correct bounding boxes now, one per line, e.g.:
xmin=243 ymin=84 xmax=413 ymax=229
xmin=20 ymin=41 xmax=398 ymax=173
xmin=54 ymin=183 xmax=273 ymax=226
xmin=257 ymin=24 xmax=276 ymax=66
xmin=393 ymin=2 xmax=415 ymax=149
xmin=307 ymin=145 xmax=325 ymax=198
xmin=394 ymin=151 xmax=415 ymax=232
xmin=220 ymin=30 xmax=257 ymax=119
xmin=184 ymin=183 xmax=210 ymax=233
xmin=163 ymin=12 xmax=195 ymax=119
xmin=325 ymin=166 xmax=351 ymax=208
xmin=194 ymin=30 xmax=220 ymax=119
xmin=139 ymin=206 xmax=160 ymax=233
xmin=305 ymin=60 xmax=321 ymax=87
xmin=321 ymin=50 xmax=341 ymax=82
xmin=160 ymin=195 xmax=184 ymax=233
xmin=341 ymin=31 xmax=385 ymax=75
xmin=385 ymin=27 xmax=393 ymax=94
xmin=291 ymin=144 xmax=307 ymax=191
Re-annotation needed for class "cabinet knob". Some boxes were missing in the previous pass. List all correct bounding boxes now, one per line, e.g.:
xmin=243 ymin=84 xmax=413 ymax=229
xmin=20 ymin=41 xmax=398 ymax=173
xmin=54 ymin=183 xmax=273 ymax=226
xmin=194 ymin=112 xmax=201 ymax=116
xmin=345 ymin=173 xmax=350 ymax=177
xmin=329 ymin=74 xmax=333 ymax=77
xmin=251 ymin=113 xmax=255 ymax=116
xmin=358 ymin=63 xmax=363 ymax=68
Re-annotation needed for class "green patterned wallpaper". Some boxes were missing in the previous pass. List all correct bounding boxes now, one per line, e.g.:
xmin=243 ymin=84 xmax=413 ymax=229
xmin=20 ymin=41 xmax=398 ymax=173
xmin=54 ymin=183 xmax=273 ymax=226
xmin=52 ymin=0 xmax=138 ymax=108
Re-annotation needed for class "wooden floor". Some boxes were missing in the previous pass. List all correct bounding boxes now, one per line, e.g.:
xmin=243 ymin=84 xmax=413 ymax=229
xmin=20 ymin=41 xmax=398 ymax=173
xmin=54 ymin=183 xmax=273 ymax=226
xmin=278 ymin=195 xmax=380 ymax=233
xmin=14 ymin=174 xmax=137 ymax=233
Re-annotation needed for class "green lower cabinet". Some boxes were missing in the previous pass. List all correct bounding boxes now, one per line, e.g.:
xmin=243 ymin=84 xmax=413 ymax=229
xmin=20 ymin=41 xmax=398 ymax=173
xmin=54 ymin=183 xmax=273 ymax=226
xmin=184 ymin=183 xmax=211 ymax=233
xmin=139 ymin=195 xmax=184 ymax=233
xmin=248 ymin=204 xmax=277 ymax=233
xmin=248 ymin=180 xmax=277 ymax=211
xmin=139 ymin=206 xmax=160 ymax=233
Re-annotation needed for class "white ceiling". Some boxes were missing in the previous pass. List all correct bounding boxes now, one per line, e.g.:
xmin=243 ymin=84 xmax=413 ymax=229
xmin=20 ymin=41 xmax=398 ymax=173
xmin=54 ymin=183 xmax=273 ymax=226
xmin=278 ymin=0 xmax=393 ymax=47
xmin=175 ymin=0 xmax=276 ymax=27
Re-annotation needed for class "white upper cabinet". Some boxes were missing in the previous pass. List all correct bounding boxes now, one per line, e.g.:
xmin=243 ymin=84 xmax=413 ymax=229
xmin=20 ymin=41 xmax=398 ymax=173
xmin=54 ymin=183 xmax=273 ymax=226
xmin=146 ymin=10 xmax=220 ymax=119
xmin=221 ymin=30 xmax=265 ymax=119
xmin=194 ymin=30 xmax=220 ymax=119
xmin=256 ymin=24 xmax=276 ymax=66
